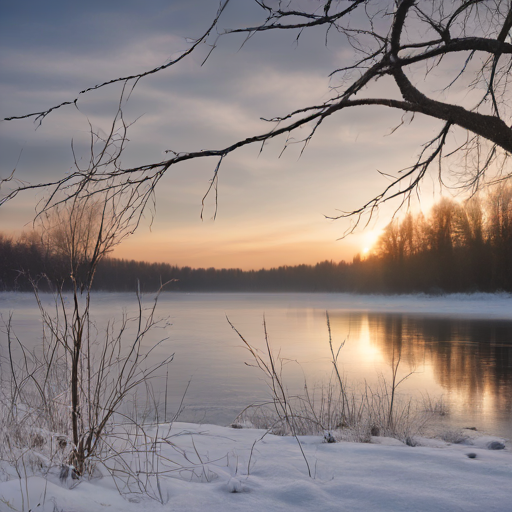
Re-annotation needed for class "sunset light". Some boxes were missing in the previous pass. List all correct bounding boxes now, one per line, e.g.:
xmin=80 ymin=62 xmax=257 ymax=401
xmin=360 ymin=229 xmax=381 ymax=257
xmin=1 ymin=2 xmax=511 ymax=510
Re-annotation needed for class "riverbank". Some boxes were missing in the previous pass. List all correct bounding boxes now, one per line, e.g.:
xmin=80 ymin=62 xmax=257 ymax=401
xmin=0 ymin=422 xmax=509 ymax=512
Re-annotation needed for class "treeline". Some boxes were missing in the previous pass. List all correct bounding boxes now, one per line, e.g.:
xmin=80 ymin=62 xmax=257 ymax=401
xmin=356 ymin=184 xmax=512 ymax=293
xmin=93 ymin=259 xmax=352 ymax=292
xmin=1 ymin=185 xmax=511 ymax=294
xmin=0 ymin=234 xmax=353 ymax=292
xmin=0 ymin=231 xmax=60 ymax=292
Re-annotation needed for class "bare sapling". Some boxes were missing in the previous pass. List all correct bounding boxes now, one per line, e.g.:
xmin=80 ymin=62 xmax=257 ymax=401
xmin=0 ymin=111 xmax=182 ymax=499
xmin=227 ymin=316 xmax=312 ymax=477
xmin=326 ymin=311 xmax=348 ymax=425
xmin=386 ymin=340 xmax=415 ymax=431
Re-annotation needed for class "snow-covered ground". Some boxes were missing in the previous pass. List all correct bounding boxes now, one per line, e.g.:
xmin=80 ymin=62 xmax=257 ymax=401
xmin=1 ymin=423 xmax=510 ymax=512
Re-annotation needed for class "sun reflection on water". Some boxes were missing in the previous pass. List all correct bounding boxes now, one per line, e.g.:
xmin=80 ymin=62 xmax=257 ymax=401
xmin=354 ymin=313 xmax=383 ymax=365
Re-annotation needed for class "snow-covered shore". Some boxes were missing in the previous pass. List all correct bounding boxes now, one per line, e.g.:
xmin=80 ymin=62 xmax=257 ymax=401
xmin=1 ymin=422 xmax=510 ymax=512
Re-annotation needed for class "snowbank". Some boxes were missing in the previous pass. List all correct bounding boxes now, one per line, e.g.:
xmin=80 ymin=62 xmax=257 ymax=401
xmin=0 ymin=423 xmax=510 ymax=512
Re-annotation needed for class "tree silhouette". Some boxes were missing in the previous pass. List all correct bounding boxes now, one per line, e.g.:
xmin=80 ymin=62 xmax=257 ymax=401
xmin=1 ymin=185 xmax=511 ymax=293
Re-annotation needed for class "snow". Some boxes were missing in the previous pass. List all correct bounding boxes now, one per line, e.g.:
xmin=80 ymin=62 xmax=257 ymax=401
xmin=0 ymin=423 xmax=510 ymax=512
xmin=2 ymin=291 xmax=512 ymax=320
xmin=304 ymin=292 xmax=512 ymax=319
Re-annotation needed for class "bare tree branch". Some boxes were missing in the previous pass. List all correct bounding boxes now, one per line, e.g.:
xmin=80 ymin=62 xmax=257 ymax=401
xmin=3 ymin=0 xmax=232 ymax=125
xmin=2 ymin=0 xmax=512 ymax=231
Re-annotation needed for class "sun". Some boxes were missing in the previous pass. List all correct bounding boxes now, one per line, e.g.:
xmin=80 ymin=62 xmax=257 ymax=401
xmin=360 ymin=229 xmax=381 ymax=256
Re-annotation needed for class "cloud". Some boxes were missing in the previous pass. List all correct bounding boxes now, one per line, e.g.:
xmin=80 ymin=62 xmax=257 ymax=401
xmin=0 ymin=0 xmax=449 ymax=269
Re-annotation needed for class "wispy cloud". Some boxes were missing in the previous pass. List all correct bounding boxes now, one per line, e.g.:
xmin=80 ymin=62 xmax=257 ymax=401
xmin=0 ymin=0 xmax=441 ymax=269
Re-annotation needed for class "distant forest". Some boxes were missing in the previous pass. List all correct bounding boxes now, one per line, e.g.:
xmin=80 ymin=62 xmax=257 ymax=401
xmin=1 ymin=185 xmax=511 ymax=294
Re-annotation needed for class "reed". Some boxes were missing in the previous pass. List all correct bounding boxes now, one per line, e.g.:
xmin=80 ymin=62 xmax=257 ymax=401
xmin=232 ymin=312 xmax=441 ymax=446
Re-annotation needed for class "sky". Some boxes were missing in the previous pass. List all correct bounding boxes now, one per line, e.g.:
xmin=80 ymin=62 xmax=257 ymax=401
xmin=0 ymin=0 xmax=450 ymax=270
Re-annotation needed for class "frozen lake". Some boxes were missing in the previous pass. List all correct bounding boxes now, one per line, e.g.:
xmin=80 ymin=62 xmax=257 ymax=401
xmin=1 ymin=292 xmax=511 ymax=438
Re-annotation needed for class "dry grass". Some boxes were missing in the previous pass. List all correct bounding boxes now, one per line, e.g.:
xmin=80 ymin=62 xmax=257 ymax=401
xmin=421 ymin=392 xmax=449 ymax=416
xmin=235 ymin=381 xmax=435 ymax=445
xmin=231 ymin=312 xmax=446 ymax=446
xmin=439 ymin=430 xmax=470 ymax=444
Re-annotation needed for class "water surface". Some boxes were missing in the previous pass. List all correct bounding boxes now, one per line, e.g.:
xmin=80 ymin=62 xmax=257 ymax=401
xmin=1 ymin=292 xmax=511 ymax=438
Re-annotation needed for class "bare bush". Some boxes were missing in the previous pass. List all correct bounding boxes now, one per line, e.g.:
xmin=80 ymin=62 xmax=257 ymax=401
xmin=421 ymin=393 xmax=449 ymax=417
xmin=440 ymin=430 xmax=470 ymax=444
xmin=0 ymin=285 xmax=174 ymax=486
xmin=0 ymin=117 xmax=181 ymax=502
xmin=232 ymin=312 xmax=434 ymax=446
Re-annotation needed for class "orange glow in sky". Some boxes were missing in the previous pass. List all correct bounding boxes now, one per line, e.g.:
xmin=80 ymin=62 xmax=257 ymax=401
xmin=0 ymin=1 xmax=443 ymax=271
xmin=111 ymin=219 xmax=368 ymax=269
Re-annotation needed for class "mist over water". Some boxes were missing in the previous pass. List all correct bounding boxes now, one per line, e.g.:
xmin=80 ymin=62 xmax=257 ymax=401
xmin=1 ymin=292 xmax=511 ymax=438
